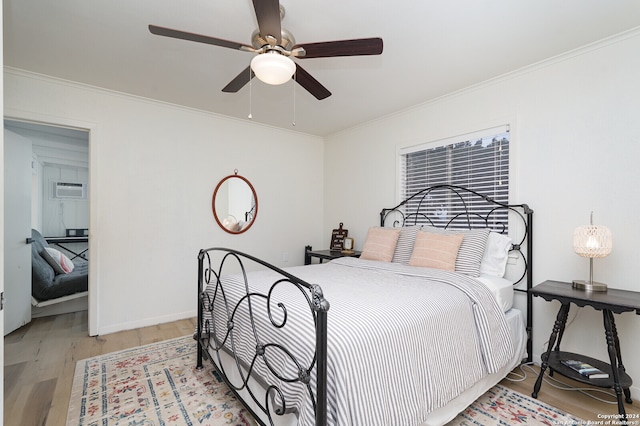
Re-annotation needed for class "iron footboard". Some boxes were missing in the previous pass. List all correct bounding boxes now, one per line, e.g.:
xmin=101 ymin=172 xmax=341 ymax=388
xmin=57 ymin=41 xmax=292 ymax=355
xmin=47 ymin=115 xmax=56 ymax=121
xmin=196 ymin=248 xmax=329 ymax=426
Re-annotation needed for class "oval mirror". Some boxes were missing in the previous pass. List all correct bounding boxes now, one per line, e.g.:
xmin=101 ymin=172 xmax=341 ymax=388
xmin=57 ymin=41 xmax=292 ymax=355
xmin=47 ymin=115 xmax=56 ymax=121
xmin=212 ymin=172 xmax=258 ymax=234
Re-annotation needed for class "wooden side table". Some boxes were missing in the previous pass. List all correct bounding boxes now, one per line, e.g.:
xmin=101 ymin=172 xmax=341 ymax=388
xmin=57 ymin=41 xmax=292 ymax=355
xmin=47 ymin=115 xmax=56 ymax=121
xmin=530 ymin=280 xmax=640 ymax=416
xmin=304 ymin=245 xmax=361 ymax=265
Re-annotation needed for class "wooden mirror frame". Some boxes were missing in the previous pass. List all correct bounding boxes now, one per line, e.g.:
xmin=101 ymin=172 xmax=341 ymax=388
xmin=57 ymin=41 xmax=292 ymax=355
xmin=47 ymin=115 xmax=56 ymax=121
xmin=211 ymin=172 xmax=258 ymax=235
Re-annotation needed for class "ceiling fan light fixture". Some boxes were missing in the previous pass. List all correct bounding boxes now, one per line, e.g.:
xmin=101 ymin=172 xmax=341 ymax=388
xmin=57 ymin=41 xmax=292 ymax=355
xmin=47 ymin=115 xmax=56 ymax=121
xmin=250 ymin=52 xmax=295 ymax=85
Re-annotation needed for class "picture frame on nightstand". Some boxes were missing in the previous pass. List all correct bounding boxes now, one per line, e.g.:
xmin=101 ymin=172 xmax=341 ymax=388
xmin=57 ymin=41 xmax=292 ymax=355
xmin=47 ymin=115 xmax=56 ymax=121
xmin=342 ymin=237 xmax=354 ymax=254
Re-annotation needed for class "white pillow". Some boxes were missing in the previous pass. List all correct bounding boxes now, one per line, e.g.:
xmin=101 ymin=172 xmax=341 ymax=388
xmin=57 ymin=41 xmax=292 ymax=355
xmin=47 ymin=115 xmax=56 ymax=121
xmin=479 ymin=232 xmax=512 ymax=277
xmin=42 ymin=247 xmax=75 ymax=274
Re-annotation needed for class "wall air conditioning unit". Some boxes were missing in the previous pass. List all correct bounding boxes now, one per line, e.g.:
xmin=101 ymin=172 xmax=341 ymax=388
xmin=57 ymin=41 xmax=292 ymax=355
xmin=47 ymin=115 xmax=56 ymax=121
xmin=54 ymin=181 xmax=86 ymax=199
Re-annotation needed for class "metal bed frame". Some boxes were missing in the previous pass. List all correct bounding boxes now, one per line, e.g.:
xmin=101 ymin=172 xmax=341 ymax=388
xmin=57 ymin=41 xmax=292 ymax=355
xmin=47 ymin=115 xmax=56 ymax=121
xmin=197 ymin=248 xmax=329 ymax=426
xmin=196 ymin=184 xmax=533 ymax=426
xmin=380 ymin=184 xmax=534 ymax=362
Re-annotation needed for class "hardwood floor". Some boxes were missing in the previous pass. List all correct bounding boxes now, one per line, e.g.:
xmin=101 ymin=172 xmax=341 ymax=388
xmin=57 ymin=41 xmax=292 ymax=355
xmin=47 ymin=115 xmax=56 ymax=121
xmin=4 ymin=312 xmax=640 ymax=425
xmin=4 ymin=311 xmax=196 ymax=426
xmin=499 ymin=363 xmax=640 ymax=423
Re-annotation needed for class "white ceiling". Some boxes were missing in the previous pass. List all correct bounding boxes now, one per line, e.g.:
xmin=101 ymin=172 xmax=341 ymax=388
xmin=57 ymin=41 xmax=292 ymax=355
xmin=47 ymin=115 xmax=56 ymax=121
xmin=4 ymin=0 xmax=640 ymax=137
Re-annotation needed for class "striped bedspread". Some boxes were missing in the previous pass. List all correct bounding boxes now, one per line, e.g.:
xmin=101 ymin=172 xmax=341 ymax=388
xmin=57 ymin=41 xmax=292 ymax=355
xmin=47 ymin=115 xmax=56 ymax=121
xmin=203 ymin=257 xmax=515 ymax=426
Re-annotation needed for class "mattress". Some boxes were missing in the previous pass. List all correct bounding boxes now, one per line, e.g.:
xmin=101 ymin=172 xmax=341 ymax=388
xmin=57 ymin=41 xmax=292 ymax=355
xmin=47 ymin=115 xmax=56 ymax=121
xmin=476 ymin=274 xmax=514 ymax=312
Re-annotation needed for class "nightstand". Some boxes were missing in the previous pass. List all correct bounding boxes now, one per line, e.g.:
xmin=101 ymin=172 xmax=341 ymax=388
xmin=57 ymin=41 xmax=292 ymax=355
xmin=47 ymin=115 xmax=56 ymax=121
xmin=531 ymin=280 xmax=640 ymax=417
xmin=304 ymin=245 xmax=361 ymax=265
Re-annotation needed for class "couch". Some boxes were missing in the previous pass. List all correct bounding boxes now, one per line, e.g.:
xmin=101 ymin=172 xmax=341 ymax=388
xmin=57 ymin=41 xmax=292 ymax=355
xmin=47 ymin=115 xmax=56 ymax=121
xmin=31 ymin=229 xmax=88 ymax=302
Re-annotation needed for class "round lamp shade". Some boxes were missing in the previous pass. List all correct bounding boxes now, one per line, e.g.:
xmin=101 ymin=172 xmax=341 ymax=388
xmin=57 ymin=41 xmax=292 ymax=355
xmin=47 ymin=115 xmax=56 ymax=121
xmin=572 ymin=225 xmax=612 ymax=258
xmin=250 ymin=53 xmax=295 ymax=85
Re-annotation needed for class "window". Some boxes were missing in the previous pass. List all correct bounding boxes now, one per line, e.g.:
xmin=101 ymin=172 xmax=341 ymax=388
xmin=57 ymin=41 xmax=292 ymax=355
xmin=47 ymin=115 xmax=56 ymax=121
xmin=399 ymin=126 xmax=510 ymax=230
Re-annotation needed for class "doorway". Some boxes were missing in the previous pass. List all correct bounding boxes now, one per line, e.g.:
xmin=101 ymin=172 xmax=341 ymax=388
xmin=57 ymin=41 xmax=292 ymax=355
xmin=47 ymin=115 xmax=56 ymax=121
xmin=3 ymin=119 xmax=89 ymax=333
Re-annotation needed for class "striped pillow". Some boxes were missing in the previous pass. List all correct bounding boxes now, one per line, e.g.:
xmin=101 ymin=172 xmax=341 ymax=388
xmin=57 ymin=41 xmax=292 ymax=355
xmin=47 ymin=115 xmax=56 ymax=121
xmin=360 ymin=227 xmax=401 ymax=262
xmin=392 ymin=226 xmax=421 ymax=264
xmin=422 ymin=226 xmax=490 ymax=277
xmin=409 ymin=231 xmax=464 ymax=271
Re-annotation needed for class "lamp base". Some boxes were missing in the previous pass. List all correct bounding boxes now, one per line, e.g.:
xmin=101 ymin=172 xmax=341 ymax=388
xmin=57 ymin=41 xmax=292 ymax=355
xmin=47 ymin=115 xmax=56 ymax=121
xmin=572 ymin=279 xmax=608 ymax=292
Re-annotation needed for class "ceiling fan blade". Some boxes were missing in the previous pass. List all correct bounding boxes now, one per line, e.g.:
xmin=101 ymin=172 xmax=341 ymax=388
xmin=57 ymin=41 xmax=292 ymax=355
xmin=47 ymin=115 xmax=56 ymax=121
xmin=252 ymin=0 xmax=282 ymax=44
xmin=293 ymin=38 xmax=383 ymax=58
xmin=294 ymin=64 xmax=331 ymax=100
xmin=222 ymin=66 xmax=255 ymax=93
xmin=149 ymin=25 xmax=254 ymax=51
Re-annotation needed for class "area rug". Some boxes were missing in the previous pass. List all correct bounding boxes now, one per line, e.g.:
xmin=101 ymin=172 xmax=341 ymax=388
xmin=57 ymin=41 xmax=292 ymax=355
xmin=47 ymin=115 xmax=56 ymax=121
xmin=66 ymin=336 xmax=256 ymax=426
xmin=447 ymin=384 xmax=583 ymax=425
xmin=67 ymin=335 xmax=581 ymax=426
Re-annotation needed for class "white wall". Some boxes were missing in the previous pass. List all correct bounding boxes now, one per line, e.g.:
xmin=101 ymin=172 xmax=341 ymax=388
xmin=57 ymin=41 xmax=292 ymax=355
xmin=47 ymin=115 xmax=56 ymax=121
xmin=4 ymin=23 xmax=640 ymax=398
xmin=324 ymin=29 xmax=640 ymax=393
xmin=4 ymin=69 xmax=325 ymax=335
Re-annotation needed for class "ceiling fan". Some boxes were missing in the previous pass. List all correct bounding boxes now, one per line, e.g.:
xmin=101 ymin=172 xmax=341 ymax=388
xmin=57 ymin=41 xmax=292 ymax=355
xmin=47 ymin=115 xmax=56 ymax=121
xmin=149 ymin=0 xmax=383 ymax=100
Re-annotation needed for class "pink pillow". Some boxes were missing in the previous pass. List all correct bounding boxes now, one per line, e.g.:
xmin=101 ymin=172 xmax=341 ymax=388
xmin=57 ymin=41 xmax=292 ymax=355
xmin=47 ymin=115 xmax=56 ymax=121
xmin=409 ymin=231 xmax=464 ymax=271
xmin=360 ymin=227 xmax=401 ymax=262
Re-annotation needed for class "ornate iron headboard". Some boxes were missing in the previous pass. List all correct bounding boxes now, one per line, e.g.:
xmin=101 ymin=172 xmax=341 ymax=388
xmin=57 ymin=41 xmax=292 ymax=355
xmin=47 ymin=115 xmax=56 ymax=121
xmin=380 ymin=184 xmax=533 ymax=361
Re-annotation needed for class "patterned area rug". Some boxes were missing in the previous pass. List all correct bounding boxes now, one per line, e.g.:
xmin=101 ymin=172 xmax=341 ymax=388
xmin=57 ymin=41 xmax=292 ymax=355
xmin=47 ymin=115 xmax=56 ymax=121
xmin=67 ymin=336 xmax=581 ymax=426
xmin=447 ymin=384 xmax=582 ymax=425
xmin=67 ymin=336 xmax=256 ymax=426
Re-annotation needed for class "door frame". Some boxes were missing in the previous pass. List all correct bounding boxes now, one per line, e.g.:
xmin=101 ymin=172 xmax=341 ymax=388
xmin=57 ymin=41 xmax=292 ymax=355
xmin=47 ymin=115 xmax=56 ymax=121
xmin=4 ymin=108 xmax=99 ymax=336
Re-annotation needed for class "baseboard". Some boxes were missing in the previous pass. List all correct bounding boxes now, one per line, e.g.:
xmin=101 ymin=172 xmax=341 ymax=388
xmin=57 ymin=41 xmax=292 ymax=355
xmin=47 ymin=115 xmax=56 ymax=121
xmin=97 ymin=309 xmax=196 ymax=336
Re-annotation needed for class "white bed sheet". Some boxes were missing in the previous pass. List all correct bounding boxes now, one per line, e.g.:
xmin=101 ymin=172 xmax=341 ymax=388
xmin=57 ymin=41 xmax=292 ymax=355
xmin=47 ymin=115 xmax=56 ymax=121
xmin=476 ymin=274 xmax=514 ymax=312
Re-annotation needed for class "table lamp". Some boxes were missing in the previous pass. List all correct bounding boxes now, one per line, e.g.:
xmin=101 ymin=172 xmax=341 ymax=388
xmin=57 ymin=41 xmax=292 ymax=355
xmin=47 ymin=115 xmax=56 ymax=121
xmin=572 ymin=212 xmax=612 ymax=292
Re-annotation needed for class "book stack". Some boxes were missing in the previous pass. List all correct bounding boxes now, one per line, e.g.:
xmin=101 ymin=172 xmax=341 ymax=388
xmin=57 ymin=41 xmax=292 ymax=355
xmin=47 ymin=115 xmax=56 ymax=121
xmin=560 ymin=359 xmax=609 ymax=379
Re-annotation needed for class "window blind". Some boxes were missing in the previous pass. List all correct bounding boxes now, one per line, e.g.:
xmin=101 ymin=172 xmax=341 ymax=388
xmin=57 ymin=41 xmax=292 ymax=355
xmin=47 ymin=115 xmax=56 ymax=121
xmin=399 ymin=126 xmax=510 ymax=230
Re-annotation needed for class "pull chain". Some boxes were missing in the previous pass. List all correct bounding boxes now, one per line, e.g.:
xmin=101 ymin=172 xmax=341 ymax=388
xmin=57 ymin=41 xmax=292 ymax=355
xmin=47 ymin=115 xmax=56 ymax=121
xmin=248 ymin=67 xmax=253 ymax=120
xmin=292 ymin=69 xmax=296 ymax=126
